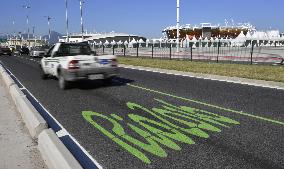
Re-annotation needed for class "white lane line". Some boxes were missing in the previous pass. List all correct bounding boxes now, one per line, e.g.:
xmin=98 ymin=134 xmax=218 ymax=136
xmin=120 ymin=65 xmax=284 ymax=90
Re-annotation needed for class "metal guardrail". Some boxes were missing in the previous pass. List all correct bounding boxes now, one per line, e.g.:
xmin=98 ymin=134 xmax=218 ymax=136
xmin=94 ymin=42 xmax=284 ymax=65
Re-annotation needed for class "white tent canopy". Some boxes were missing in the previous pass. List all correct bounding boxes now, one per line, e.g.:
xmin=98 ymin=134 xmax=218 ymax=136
xmin=130 ymin=38 xmax=137 ymax=44
xmin=117 ymin=40 xmax=123 ymax=45
xmin=138 ymin=39 xmax=145 ymax=43
xmin=104 ymin=40 xmax=109 ymax=45
xmin=123 ymin=40 xmax=128 ymax=45
xmin=110 ymin=40 xmax=116 ymax=45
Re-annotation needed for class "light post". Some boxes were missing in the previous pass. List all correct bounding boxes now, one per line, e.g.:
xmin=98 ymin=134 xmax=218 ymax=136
xmin=44 ymin=16 xmax=52 ymax=44
xmin=19 ymin=31 xmax=22 ymax=47
xmin=79 ymin=0 xmax=85 ymax=41
xmin=12 ymin=20 xmax=15 ymax=38
xmin=65 ymin=0 xmax=69 ymax=42
xmin=176 ymin=0 xmax=180 ymax=52
xmin=22 ymin=5 xmax=31 ymax=48
xmin=32 ymin=26 xmax=35 ymax=47
xmin=32 ymin=26 xmax=35 ymax=38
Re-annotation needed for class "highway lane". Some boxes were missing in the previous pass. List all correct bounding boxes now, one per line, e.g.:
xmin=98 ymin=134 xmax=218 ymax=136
xmin=1 ymin=54 xmax=284 ymax=169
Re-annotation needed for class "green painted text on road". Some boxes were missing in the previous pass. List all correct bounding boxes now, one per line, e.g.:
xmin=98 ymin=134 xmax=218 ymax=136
xmin=82 ymin=99 xmax=239 ymax=164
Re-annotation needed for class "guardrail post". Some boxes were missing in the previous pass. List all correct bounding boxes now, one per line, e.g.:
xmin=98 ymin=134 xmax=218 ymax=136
xmin=123 ymin=44 xmax=126 ymax=57
xmin=112 ymin=45 xmax=115 ymax=55
xmin=250 ymin=40 xmax=254 ymax=65
xmin=151 ymin=44 xmax=154 ymax=59
xmin=217 ymin=40 xmax=220 ymax=63
xmin=190 ymin=44 xmax=193 ymax=61
xmin=169 ymin=45 xmax=172 ymax=60
xmin=136 ymin=43 xmax=139 ymax=57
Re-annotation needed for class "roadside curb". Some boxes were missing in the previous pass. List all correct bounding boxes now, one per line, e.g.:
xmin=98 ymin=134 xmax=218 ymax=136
xmin=14 ymin=94 xmax=47 ymax=138
xmin=1 ymin=71 xmax=15 ymax=88
xmin=0 ymin=63 xmax=83 ymax=169
xmin=119 ymin=64 xmax=284 ymax=90
xmin=0 ymin=65 xmax=46 ymax=138
xmin=38 ymin=129 xmax=83 ymax=169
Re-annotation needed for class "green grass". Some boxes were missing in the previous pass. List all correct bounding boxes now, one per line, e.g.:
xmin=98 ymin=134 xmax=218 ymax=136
xmin=118 ymin=57 xmax=284 ymax=83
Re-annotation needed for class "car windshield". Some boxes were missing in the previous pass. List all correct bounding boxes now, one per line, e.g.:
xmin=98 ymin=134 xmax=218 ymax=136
xmin=58 ymin=43 xmax=92 ymax=56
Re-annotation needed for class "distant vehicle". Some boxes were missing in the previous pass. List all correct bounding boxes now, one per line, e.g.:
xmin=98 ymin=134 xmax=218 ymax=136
xmin=19 ymin=47 xmax=30 ymax=55
xmin=0 ymin=47 xmax=12 ymax=56
xmin=40 ymin=42 xmax=118 ymax=89
xmin=9 ymin=45 xmax=16 ymax=53
xmin=13 ymin=45 xmax=21 ymax=55
xmin=30 ymin=46 xmax=47 ymax=58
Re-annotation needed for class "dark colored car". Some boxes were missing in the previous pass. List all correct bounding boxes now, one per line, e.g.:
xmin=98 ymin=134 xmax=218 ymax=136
xmin=20 ymin=47 xmax=30 ymax=55
xmin=0 ymin=47 xmax=12 ymax=56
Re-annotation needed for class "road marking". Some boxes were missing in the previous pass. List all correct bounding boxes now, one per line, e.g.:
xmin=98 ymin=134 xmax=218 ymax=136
xmin=56 ymin=128 xmax=69 ymax=137
xmin=127 ymin=83 xmax=284 ymax=126
xmin=83 ymin=98 xmax=239 ymax=164
xmin=120 ymin=66 xmax=284 ymax=90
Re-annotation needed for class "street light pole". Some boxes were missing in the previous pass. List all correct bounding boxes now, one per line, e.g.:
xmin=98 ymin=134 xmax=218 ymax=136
xmin=26 ymin=15 xmax=30 ymax=47
xmin=12 ymin=20 xmax=15 ymax=38
xmin=176 ymin=0 xmax=180 ymax=52
xmin=44 ymin=16 xmax=52 ymax=44
xmin=65 ymin=0 xmax=69 ymax=42
xmin=79 ymin=0 xmax=84 ymax=41
xmin=32 ymin=26 xmax=35 ymax=38
xmin=23 ymin=5 xmax=31 ymax=48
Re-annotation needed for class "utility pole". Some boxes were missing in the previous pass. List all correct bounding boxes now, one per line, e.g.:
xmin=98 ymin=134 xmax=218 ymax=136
xmin=12 ymin=20 xmax=15 ymax=38
xmin=32 ymin=26 xmax=35 ymax=38
xmin=44 ymin=16 xmax=52 ymax=44
xmin=79 ymin=0 xmax=84 ymax=42
xmin=65 ymin=0 xmax=69 ymax=42
xmin=32 ymin=26 xmax=35 ymax=47
xmin=23 ymin=5 xmax=31 ymax=48
xmin=176 ymin=0 xmax=180 ymax=52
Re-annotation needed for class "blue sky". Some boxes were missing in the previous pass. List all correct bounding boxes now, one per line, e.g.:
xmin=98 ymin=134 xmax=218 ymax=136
xmin=0 ymin=0 xmax=283 ymax=38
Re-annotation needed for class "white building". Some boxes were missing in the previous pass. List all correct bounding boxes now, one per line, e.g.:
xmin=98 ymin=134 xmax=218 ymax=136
xmin=59 ymin=32 xmax=146 ymax=46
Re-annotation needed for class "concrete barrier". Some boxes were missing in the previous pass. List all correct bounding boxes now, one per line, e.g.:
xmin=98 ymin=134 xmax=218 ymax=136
xmin=0 ymin=64 xmax=85 ymax=169
xmin=9 ymin=84 xmax=25 ymax=103
xmin=15 ymin=95 xmax=47 ymax=138
xmin=1 ymin=71 xmax=15 ymax=89
xmin=0 ymin=65 xmax=6 ymax=74
xmin=38 ymin=129 xmax=83 ymax=169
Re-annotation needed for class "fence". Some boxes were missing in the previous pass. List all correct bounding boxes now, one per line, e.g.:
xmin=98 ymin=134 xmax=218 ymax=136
xmin=94 ymin=40 xmax=284 ymax=65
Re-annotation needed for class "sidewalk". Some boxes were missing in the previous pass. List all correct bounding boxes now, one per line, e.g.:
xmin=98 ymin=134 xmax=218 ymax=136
xmin=0 ymin=79 xmax=47 ymax=169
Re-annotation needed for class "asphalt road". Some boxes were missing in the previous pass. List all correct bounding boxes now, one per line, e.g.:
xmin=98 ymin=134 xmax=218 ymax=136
xmin=1 ymin=54 xmax=284 ymax=169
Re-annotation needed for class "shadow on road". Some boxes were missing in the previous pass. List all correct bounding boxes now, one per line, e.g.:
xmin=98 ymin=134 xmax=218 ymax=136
xmin=69 ymin=77 xmax=134 ymax=90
